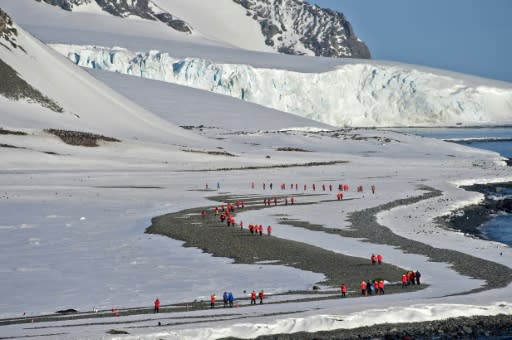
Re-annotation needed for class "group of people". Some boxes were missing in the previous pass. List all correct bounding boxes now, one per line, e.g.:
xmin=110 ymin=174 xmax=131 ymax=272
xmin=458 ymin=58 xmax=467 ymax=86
xmin=254 ymin=182 xmax=376 ymax=193
xmin=208 ymin=290 xmax=265 ymax=308
xmin=359 ymin=279 xmax=386 ymax=296
xmin=263 ymin=196 xmax=296 ymax=206
xmin=250 ymin=290 xmax=265 ymax=305
xmin=401 ymin=271 xmax=421 ymax=287
xmin=371 ymin=253 xmax=383 ymax=265
xmin=248 ymin=224 xmax=272 ymax=236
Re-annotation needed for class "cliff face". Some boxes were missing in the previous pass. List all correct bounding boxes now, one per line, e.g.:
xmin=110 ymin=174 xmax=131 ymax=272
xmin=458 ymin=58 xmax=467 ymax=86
xmin=233 ymin=0 xmax=370 ymax=58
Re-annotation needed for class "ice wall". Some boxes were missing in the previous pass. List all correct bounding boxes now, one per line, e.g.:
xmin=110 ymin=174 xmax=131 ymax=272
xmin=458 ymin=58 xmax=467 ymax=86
xmin=52 ymin=44 xmax=512 ymax=127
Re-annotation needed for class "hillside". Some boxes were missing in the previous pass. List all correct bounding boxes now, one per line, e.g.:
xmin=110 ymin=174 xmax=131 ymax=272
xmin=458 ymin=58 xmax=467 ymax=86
xmin=34 ymin=0 xmax=370 ymax=58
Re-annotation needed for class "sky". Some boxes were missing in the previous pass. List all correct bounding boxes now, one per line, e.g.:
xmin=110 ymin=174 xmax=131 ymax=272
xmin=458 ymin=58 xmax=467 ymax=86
xmin=310 ymin=0 xmax=512 ymax=83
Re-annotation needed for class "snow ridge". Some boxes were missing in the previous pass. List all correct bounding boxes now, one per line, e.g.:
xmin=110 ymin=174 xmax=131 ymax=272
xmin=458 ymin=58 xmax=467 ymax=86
xmin=53 ymin=44 xmax=512 ymax=127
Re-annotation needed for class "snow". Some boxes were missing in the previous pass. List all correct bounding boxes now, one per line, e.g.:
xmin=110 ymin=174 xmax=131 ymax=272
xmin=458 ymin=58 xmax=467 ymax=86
xmin=51 ymin=44 xmax=512 ymax=127
xmin=150 ymin=0 xmax=274 ymax=53
xmin=1 ymin=1 xmax=512 ymax=339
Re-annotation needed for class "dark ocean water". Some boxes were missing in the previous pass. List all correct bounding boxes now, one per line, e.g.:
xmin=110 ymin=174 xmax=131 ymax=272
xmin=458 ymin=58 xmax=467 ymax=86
xmin=389 ymin=127 xmax=512 ymax=246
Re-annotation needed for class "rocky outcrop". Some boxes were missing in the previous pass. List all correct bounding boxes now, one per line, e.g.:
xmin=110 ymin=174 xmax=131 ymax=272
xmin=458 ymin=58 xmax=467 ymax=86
xmin=36 ymin=0 xmax=193 ymax=33
xmin=233 ymin=0 xmax=370 ymax=58
xmin=0 ymin=8 xmax=22 ymax=51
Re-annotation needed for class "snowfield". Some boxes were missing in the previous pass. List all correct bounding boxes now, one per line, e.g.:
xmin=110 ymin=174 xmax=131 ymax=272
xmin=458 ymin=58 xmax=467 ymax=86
xmin=1 ymin=1 xmax=512 ymax=339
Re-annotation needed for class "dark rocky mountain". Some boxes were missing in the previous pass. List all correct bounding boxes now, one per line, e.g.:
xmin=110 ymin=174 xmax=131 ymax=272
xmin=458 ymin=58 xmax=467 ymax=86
xmin=35 ymin=0 xmax=192 ymax=33
xmin=34 ymin=0 xmax=370 ymax=59
xmin=0 ymin=8 xmax=22 ymax=50
xmin=233 ymin=0 xmax=370 ymax=58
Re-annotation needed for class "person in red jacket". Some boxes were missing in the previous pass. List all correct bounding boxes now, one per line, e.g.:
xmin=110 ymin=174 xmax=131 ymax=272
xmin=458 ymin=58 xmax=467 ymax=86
xmin=377 ymin=254 xmax=383 ymax=265
xmin=340 ymin=283 xmax=347 ymax=297
xmin=360 ymin=280 xmax=367 ymax=296
xmin=371 ymin=254 xmax=376 ymax=265
xmin=401 ymin=274 xmax=408 ymax=288
xmin=373 ymin=280 xmax=379 ymax=295
xmin=154 ymin=298 xmax=160 ymax=313
xmin=378 ymin=280 xmax=385 ymax=294
xmin=409 ymin=271 xmax=416 ymax=285
xmin=267 ymin=225 xmax=272 ymax=236
xmin=258 ymin=290 xmax=265 ymax=304
xmin=250 ymin=290 xmax=257 ymax=305
xmin=210 ymin=294 xmax=216 ymax=308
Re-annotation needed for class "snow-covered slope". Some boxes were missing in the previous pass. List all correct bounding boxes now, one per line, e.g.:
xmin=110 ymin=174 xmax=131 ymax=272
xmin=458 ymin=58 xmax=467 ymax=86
xmin=53 ymin=44 xmax=512 ymax=127
xmin=32 ymin=0 xmax=369 ymax=58
xmin=0 ymin=17 xmax=200 ymax=145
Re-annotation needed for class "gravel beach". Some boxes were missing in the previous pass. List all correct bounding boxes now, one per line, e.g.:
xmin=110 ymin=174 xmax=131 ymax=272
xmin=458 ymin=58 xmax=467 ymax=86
xmin=146 ymin=194 xmax=420 ymax=295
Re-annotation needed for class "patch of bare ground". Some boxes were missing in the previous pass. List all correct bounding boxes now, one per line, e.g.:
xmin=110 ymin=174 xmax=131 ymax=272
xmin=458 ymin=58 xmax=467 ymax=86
xmin=0 ymin=127 xmax=27 ymax=135
xmin=275 ymin=147 xmax=312 ymax=152
xmin=45 ymin=129 xmax=120 ymax=147
xmin=181 ymin=148 xmax=236 ymax=157
xmin=186 ymin=160 xmax=348 ymax=172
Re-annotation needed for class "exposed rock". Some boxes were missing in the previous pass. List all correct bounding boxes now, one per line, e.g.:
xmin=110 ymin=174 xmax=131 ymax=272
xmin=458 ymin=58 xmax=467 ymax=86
xmin=0 ymin=58 xmax=63 ymax=112
xmin=232 ymin=0 xmax=370 ymax=58
xmin=0 ymin=9 xmax=22 ymax=51
xmin=36 ymin=0 xmax=192 ymax=34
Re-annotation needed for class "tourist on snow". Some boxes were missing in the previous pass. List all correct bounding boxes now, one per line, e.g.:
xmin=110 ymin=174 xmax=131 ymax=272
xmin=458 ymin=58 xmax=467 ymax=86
xmin=415 ymin=270 xmax=421 ymax=285
xmin=409 ymin=271 xmax=416 ymax=285
xmin=371 ymin=254 xmax=376 ymax=265
xmin=223 ymin=291 xmax=228 ymax=308
xmin=367 ymin=280 xmax=374 ymax=295
xmin=259 ymin=225 xmax=263 ymax=236
xmin=360 ymin=280 xmax=367 ymax=296
xmin=258 ymin=290 xmax=265 ymax=304
xmin=154 ymin=298 xmax=160 ymax=313
xmin=373 ymin=280 xmax=379 ymax=295
xmin=340 ymin=283 xmax=347 ymax=297
xmin=371 ymin=185 xmax=376 ymax=194
xmin=210 ymin=293 xmax=216 ymax=308
xmin=240 ymin=220 xmax=244 ymax=230
xmin=250 ymin=290 xmax=257 ymax=305
xmin=267 ymin=225 xmax=272 ymax=236
xmin=379 ymin=280 xmax=385 ymax=294
xmin=377 ymin=254 xmax=383 ymax=265
xmin=228 ymin=292 xmax=234 ymax=307
xmin=270 ymin=183 xmax=273 ymax=190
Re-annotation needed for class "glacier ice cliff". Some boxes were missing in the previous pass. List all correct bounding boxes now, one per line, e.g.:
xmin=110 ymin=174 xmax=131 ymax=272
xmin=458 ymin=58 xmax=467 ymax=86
xmin=52 ymin=44 xmax=512 ymax=127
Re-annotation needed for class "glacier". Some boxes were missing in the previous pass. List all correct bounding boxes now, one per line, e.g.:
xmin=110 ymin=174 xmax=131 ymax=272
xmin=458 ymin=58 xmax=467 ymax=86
xmin=52 ymin=44 xmax=512 ymax=127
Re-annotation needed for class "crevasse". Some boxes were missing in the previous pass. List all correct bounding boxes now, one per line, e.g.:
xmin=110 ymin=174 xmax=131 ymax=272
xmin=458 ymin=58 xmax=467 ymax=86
xmin=52 ymin=44 xmax=512 ymax=127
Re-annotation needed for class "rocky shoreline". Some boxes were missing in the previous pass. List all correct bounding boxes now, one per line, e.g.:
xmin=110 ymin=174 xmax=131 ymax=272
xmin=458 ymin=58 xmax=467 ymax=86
xmin=442 ymin=182 xmax=512 ymax=241
xmin=228 ymin=313 xmax=512 ymax=340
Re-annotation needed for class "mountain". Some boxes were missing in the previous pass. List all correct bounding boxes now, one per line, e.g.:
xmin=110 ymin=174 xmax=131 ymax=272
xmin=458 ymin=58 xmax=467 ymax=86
xmin=34 ymin=0 xmax=370 ymax=58
xmin=233 ymin=0 xmax=370 ymax=58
